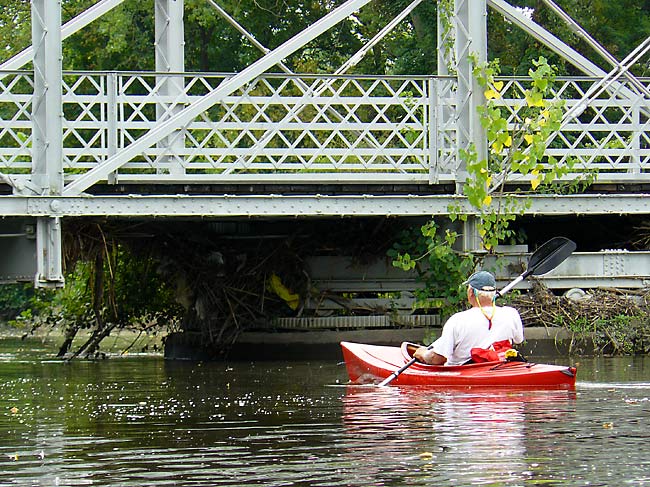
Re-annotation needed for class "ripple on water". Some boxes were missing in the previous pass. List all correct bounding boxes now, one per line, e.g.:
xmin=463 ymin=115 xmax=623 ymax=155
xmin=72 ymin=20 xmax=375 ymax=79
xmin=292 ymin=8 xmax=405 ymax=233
xmin=1 ymin=345 xmax=650 ymax=486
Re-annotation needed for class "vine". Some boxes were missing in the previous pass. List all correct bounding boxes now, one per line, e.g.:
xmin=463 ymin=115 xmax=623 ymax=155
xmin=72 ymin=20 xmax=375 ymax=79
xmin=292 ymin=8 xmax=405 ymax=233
xmin=452 ymin=55 xmax=593 ymax=251
xmin=389 ymin=220 xmax=475 ymax=317
xmin=392 ymin=56 xmax=596 ymax=312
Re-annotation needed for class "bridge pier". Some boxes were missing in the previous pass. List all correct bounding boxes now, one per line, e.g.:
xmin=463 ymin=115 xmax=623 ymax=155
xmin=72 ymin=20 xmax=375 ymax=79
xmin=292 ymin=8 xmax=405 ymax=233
xmin=30 ymin=0 xmax=64 ymax=287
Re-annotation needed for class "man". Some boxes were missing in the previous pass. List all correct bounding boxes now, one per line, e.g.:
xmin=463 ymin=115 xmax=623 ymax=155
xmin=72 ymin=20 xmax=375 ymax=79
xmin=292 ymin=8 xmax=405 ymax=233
xmin=413 ymin=270 xmax=524 ymax=365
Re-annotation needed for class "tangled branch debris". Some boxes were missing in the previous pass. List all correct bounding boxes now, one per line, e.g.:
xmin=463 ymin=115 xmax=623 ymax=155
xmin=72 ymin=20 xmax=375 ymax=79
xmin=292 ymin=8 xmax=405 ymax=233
xmin=510 ymin=280 xmax=650 ymax=355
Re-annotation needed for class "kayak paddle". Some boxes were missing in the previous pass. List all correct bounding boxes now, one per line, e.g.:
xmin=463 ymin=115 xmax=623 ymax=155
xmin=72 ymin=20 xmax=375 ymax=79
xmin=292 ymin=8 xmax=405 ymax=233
xmin=377 ymin=236 xmax=576 ymax=387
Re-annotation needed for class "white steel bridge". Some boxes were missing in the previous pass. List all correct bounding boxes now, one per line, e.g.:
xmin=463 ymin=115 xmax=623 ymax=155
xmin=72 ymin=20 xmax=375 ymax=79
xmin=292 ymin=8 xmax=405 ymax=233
xmin=0 ymin=0 xmax=649 ymax=289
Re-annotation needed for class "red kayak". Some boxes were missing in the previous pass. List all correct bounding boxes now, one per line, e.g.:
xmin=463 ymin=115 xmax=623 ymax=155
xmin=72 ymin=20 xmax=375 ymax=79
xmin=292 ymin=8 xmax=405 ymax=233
xmin=341 ymin=341 xmax=577 ymax=389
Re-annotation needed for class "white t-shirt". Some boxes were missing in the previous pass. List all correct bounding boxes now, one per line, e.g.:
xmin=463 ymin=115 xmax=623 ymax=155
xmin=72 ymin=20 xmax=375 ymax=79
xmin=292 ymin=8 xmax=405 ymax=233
xmin=431 ymin=306 xmax=524 ymax=365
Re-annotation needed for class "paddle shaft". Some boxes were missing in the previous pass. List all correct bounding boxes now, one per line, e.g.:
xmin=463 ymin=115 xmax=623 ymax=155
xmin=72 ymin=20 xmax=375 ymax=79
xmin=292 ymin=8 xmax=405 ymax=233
xmin=377 ymin=237 xmax=576 ymax=387
xmin=378 ymin=357 xmax=418 ymax=386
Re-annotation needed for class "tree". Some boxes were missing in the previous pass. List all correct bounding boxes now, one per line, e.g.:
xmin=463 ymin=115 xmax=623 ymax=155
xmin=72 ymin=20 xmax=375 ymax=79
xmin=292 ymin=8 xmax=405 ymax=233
xmin=392 ymin=56 xmax=581 ymax=312
xmin=488 ymin=0 xmax=650 ymax=76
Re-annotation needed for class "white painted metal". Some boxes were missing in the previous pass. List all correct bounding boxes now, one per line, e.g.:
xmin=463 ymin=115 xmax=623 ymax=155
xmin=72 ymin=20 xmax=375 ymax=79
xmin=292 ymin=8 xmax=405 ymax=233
xmin=35 ymin=216 xmax=64 ymax=287
xmin=31 ymin=0 xmax=64 ymax=287
xmin=0 ymin=0 xmax=126 ymax=72
xmin=0 ymin=193 xmax=647 ymax=217
xmin=453 ymin=0 xmax=488 ymax=190
xmin=488 ymin=251 xmax=650 ymax=290
xmin=1 ymin=70 xmax=647 ymax=186
xmin=303 ymin=253 xmax=650 ymax=315
xmin=31 ymin=0 xmax=63 ymax=195
xmin=155 ymin=0 xmax=186 ymax=176
xmin=491 ymin=73 xmax=650 ymax=178
xmin=453 ymin=0 xmax=488 ymax=253
xmin=62 ymin=0 xmax=376 ymax=195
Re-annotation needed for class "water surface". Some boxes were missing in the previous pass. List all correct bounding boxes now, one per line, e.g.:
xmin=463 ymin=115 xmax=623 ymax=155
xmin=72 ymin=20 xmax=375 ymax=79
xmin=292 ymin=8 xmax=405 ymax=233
xmin=1 ymin=337 xmax=649 ymax=486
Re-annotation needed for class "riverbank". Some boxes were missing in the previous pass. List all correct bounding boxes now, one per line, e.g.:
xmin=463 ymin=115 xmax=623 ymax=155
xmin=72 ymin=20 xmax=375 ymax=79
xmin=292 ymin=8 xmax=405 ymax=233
xmin=1 ymin=324 xmax=576 ymax=361
xmin=0 ymin=325 xmax=165 ymax=356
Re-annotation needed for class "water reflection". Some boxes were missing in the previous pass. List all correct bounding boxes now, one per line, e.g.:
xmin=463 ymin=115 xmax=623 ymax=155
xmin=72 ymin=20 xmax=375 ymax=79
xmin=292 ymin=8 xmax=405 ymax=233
xmin=0 ymin=338 xmax=650 ymax=486
xmin=341 ymin=385 xmax=577 ymax=485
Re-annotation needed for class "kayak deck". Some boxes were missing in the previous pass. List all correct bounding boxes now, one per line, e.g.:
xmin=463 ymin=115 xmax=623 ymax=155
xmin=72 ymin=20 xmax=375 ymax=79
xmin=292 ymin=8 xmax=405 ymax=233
xmin=341 ymin=341 xmax=577 ymax=389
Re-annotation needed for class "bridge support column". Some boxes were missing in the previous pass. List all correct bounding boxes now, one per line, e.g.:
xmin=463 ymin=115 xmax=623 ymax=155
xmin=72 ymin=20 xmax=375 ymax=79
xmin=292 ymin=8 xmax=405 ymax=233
xmin=454 ymin=0 xmax=487 ymax=253
xmin=36 ymin=217 xmax=64 ymax=286
xmin=31 ymin=0 xmax=64 ymax=287
xmin=462 ymin=216 xmax=482 ymax=255
xmin=155 ymin=0 xmax=186 ymax=176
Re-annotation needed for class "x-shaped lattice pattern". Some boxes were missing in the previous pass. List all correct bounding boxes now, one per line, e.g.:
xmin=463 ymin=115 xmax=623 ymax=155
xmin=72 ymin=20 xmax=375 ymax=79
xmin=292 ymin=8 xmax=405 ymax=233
xmin=0 ymin=71 xmax=648 ymax=185
xmin=493 ymin=77 xmax=650 ymax=177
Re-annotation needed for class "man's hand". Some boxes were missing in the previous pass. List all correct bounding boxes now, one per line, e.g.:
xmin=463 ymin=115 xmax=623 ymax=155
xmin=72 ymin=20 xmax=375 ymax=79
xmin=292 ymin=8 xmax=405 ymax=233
xmin=413 ymin=346 xmax=447 ymax=365
xmin=413 ymin=346 xmax=430 ymax=363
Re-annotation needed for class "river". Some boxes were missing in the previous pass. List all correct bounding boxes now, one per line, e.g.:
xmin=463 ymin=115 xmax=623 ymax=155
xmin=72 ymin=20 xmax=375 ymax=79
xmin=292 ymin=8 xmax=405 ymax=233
xmin=1 ymin=336 xmax=649 ymax=486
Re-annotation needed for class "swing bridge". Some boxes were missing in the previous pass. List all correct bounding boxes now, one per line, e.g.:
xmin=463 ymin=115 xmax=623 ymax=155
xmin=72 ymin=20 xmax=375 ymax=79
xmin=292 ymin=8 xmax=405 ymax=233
xmin=0 ymin=0 xmax=649 ymax=301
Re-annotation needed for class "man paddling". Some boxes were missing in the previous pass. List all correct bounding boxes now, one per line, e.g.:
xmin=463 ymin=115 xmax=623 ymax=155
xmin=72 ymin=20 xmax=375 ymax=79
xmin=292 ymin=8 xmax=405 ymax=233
xmin=413 ymin=271 xmax=524 ymax=366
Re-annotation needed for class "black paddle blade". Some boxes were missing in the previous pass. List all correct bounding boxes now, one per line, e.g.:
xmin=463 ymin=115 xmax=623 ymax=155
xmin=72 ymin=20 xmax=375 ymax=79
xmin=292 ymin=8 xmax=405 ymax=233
xmin=527 ymin=237 xmax=576 ymax=276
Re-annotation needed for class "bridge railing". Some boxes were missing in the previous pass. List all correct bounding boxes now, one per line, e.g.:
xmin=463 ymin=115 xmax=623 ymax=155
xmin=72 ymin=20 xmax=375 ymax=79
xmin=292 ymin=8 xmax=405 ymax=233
xmin=0 ymin=71 xmax=647 ymax=188
xmin=495 ymin=77 xmax=650 ymax=182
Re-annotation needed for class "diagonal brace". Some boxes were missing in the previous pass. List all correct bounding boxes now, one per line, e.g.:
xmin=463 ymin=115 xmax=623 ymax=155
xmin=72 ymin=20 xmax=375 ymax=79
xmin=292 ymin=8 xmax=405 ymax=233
xmin=488 ymin=0 xmax=649 ymax=117
xmin=0 ymin=0 xmax=126 ymax=71
xmin=540 ymin=0 xmax=650 ymax=98
xmin=63 ymin=0 xmax=375 ymax=195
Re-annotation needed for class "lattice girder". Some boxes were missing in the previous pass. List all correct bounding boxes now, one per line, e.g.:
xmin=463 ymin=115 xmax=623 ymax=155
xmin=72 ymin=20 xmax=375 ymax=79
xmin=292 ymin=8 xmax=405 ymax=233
xmin=0 ymin=70 xmax=649 ymax=184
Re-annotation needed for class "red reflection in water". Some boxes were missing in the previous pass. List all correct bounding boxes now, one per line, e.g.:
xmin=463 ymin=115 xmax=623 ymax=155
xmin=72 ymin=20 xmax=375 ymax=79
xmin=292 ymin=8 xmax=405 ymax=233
xmin=340 ymin=385 xmax=577 ymax=484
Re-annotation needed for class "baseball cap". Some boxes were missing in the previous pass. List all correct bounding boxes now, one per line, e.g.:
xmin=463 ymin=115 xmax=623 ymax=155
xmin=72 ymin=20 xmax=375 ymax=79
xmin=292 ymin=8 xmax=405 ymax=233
xmin=464 ymin=271 xmax=496 ymax=291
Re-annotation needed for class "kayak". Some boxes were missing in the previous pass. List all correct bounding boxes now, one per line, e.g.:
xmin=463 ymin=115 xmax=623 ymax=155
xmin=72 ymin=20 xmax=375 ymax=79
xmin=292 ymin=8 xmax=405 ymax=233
xmin=340 ymin=341 xmax=577 ymax=389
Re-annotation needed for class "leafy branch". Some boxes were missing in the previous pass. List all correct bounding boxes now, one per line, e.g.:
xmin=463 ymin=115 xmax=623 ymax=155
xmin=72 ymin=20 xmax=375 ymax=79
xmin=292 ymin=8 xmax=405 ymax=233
xmin=456 ymin=55 xmax=587 ymax=251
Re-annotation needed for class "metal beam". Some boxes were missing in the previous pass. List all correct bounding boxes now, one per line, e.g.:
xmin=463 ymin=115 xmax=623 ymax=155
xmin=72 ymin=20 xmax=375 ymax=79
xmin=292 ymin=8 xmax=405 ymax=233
xmin=31 ymin=0 xmax=64 ymax=288
xmin=35 ymin=216 xmax=64 ymax=287
xmin=540 ymin=0 xmax=650 ymax=98
xmin=31 ymin=0 xmax=63 ymax=196
xmin=62 ymin=0 xmax=375 ymax=196
xmin=155 ymin=0 xmax=186 ymax=176
xmin=0 ymin=0 xmax=125 ymax=71
xmin=2 ymin=193 xmax=650 ymax=217
xmin=454 ymin=0 xmax=487 ymax=252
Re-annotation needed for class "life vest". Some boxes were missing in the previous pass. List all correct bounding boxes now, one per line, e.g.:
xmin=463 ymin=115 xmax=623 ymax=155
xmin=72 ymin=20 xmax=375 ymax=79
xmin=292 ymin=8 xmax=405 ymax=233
xmin=470 ymin=339 xmax=514 ymax=363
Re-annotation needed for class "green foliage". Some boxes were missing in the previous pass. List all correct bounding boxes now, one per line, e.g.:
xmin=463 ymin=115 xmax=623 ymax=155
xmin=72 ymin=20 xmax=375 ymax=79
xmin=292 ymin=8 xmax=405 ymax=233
xmin=388 ymin=220 xmax=475 ymax=316
xmin=0 ymin=283 xmax=38 ymax=323
xmin=456 ymin=55 xmax=591 ymax=251
xmin=2 ymin=0 xmax=648 ymax=78
xmin=487 ymin=1 xmax=650 ymax=77
xmin=12 ymin=245 xmax=180 ymax=344
xmin=390 ymin=57 xmax=589 ymax=309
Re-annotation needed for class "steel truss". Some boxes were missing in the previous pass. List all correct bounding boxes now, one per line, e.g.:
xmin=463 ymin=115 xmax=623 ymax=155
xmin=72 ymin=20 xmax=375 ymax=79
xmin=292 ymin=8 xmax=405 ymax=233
xmin=0 ymin=71 xmax=647 ymax=186
xmin=0 ymin=0 xmax=648 ymax=286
